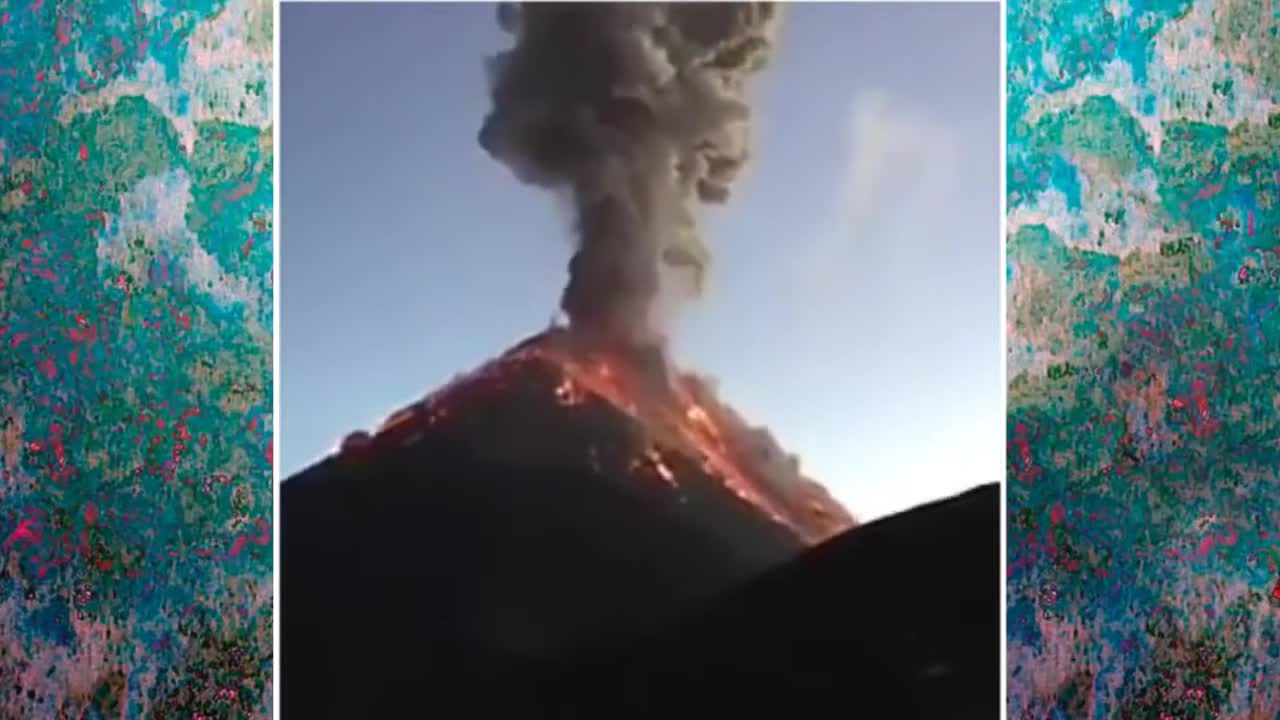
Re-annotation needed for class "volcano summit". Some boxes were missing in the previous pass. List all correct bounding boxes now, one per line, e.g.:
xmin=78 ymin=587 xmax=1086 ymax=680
xmin=284 ymin=328 xmax=855 ymax=660
xmin=362 ymin=328 xmax=853 ymax=541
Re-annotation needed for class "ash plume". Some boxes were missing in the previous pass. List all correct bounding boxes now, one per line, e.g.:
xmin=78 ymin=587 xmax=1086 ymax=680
xmin=479 ymin=2 xmax=780 ymax=347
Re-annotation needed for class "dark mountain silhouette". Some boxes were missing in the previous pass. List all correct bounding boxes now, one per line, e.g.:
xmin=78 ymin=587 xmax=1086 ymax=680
xmin=282 ymin=332 xmax=997 ymax=718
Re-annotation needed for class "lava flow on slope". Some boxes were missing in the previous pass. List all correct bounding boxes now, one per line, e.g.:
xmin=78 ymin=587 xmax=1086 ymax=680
xmin=344 ymin=327 xmax=853 ymax=546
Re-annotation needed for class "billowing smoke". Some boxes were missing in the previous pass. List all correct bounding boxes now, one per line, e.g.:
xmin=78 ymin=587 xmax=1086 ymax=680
xmin=479 ymin=2 xmax=779 ymax=348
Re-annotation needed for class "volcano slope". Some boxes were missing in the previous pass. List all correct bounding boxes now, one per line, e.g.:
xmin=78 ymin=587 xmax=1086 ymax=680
xmin=281 ymin=331 xmax=997 ymax=717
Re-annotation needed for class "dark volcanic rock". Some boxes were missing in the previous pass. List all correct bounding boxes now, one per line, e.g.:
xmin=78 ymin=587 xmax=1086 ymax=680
xmin=282 ymin=344 xmax=996 ymax=718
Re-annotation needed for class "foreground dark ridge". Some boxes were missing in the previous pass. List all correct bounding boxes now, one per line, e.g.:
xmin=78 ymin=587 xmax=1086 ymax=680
xmin=583 ymin=482 xmax=1000 ymax=717
xmin=284 ymin=460 xmax=997 ymax=717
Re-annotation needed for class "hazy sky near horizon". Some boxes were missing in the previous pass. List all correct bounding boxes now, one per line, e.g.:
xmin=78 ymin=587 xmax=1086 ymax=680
xmin=280 ymin=2 xmax=1001 ymax=521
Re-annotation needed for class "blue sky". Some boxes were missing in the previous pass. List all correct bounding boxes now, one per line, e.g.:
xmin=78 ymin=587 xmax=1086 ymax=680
xmin=280 ymin=2 xmax=1001 ymax=521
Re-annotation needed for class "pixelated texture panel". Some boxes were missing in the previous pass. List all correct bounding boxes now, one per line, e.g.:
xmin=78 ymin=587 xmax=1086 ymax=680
xmin=1006 ymin=0 xmax=1280 ymax=717
xmin=0 ymin=0 xmax=272 ymax=716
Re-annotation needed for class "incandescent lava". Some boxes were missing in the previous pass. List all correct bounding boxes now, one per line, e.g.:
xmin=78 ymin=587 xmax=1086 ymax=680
xmin=343 ymin=327 xmax=853 ymax=546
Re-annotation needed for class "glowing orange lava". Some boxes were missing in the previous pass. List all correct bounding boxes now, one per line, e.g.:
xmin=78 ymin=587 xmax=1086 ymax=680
xmin=369 ymin=330 xmax=853 ymax=545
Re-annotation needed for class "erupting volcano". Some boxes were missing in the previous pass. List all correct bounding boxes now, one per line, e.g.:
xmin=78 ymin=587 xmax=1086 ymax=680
xmin=327 ymin=0 xmax=853 ymax=558
xmin=290 ymin=0 xmax=863 ymax=663
xmin=287 ymin=0 xmax=865 ymax=674
xmin=283 ymin=3 xmax=998 ymax=717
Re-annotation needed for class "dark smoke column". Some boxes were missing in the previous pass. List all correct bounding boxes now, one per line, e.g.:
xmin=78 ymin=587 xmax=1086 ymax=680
xmin=478 ymin=2 xmax=778 ymax=347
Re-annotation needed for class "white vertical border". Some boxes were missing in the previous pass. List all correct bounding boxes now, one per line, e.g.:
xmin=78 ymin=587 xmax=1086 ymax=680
xmin=998 ymin=0 xmax=1009 ymax=716
xmin=271 ymin=0 xmax=282 ymax=716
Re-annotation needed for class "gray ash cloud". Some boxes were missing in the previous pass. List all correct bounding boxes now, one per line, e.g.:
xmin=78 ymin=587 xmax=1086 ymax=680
xmin=479 ymin=2 xmax=779 ymax=347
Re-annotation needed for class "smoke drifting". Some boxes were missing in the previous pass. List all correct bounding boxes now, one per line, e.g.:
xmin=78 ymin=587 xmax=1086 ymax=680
xmin=479 ymin=2 xmax=779 ymax=347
